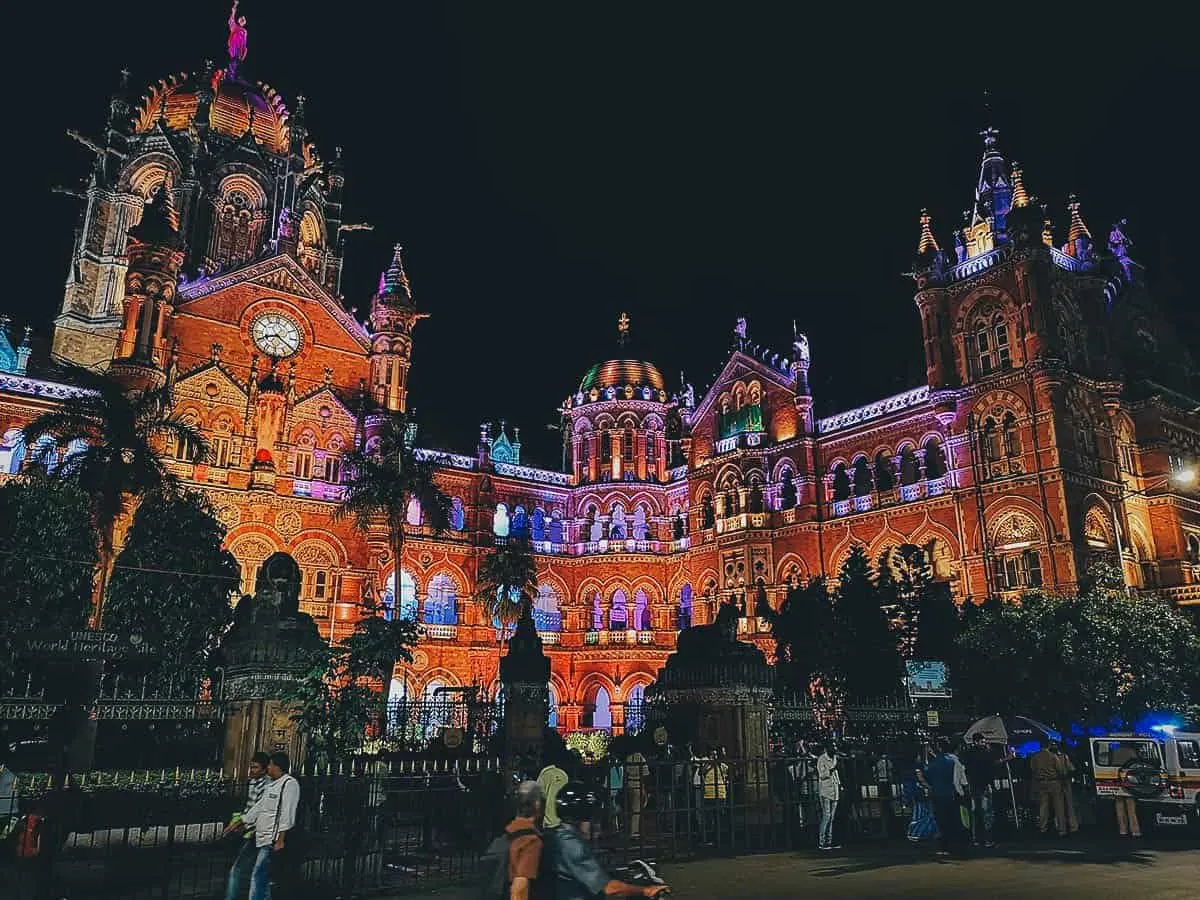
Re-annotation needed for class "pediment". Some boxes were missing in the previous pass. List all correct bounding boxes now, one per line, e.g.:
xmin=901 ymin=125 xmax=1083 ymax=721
xmin=179 ymin=253 xmax=369 ymax=350
xmin=692 ymin=350 xmax=795 ymax=424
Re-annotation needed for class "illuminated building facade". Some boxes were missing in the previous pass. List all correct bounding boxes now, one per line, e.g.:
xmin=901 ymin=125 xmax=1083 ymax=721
xmin=2 ymin=34 xmax=1199 ymax=733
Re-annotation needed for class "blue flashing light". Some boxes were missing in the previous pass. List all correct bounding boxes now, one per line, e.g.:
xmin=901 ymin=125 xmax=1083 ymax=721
xmin=1133 ymin=711 xmax=1185 ymax=735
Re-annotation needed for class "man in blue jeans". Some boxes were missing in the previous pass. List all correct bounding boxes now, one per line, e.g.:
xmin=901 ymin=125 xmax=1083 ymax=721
xmin=810 ymin=741 xmax=841 ymax=851
xmin=225 ymin=752 xmax=300 ymax=900
xmin=223 ymin=752 xmax=270 ymax=900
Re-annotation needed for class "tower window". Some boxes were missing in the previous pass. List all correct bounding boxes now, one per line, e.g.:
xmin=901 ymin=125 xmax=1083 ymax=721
xmin=993 ymin=549 xmax=1043 ymax=591
xmin=622 ymin=428 xmax=635 ymax=463
xmin=294 ymin=448 xmax=313 ymax=480
xmin=974 ymin=315 xmax=1012 ymax=376
xmin=601 ymin=431 xmax=612 ymax=464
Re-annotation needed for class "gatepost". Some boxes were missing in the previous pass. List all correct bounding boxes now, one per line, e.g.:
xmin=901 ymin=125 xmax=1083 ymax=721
xmin=219 ymin=553 xmax=324 ymax=778
xmin=499 ymin=602 xmax=551 ymax=786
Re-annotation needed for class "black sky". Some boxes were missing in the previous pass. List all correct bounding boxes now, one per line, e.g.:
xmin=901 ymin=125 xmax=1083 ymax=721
xmin=7 ymin=4 xmax=1195 ymax=467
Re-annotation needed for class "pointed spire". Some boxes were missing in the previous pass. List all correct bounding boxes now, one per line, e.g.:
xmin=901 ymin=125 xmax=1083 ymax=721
xmin=378 ymin=244 xmax=412 ymax=300
xmin=973 ymin=126 xmax=1010 ymax=225
xmin=916 ymin=208 xmax=940 ymax=254
xmin=1066 ymin=194 xmax=1091 ymax=243
xmin=1041 ymin=203 xmax=1054 ymax=248
xmin=1010 ymin=162 xmax=1029 ymax=208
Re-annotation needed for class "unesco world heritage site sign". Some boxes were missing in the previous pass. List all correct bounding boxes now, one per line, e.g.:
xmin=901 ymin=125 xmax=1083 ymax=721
xmin=19 ymin=629 xmax=158 ymax=662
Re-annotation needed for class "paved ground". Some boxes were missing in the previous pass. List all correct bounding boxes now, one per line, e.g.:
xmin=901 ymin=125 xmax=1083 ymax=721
xmin=403 ymin=838 xmax=1200 ymax=899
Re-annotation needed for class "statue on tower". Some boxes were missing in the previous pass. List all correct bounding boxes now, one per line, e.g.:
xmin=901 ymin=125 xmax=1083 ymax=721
xmin=1108 ymin=218 xmax=1135 ymax=281
xmin=227 ymin=1 xmax=249 ymax=79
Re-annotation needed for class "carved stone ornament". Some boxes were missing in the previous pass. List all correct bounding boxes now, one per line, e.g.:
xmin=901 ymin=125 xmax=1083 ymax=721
xmin=411 ymin=649 xmax=428 ymax=671
xmin=276 ymin=510 xmax=302 ymax=538
xmin=992 ymin=511 xmax=1040 ymax=547
xmin=215 ymin=504 xmax=241 ymax=528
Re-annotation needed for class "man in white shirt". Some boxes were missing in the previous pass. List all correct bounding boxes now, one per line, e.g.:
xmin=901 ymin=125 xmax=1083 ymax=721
xmin=234 ymin=751 xmax=300 ymax=900
xmin=812 ymin=742 xmax=841 ymax=851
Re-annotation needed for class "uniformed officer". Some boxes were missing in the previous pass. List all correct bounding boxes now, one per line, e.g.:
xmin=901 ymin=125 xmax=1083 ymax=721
xmin=547 ymin=782 xmax=671 ymax=899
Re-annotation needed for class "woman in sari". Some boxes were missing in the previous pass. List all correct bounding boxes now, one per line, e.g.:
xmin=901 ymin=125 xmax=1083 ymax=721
xmin=905 ymin=757 xmax=939 ymax=842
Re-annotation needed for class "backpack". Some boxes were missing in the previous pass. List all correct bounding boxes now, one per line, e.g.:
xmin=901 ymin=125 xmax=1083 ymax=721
xmin=480 ymin=827 xmax=541 ymax=900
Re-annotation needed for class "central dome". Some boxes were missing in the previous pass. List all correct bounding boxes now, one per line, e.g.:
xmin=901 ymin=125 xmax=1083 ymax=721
xmin=131 ymin=70 xmax=305 ymax=158
xmin=578 ymin=358 xmax=666 ymax=393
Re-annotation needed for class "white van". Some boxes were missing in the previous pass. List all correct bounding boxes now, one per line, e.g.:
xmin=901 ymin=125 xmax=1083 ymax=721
xmin=1089 ymin=731 xmax=1200 ymax=828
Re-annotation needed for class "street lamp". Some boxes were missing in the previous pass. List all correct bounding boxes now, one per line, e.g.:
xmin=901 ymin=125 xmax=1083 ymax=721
xmin=1112 ymin=466 xmax=1197 ymax=595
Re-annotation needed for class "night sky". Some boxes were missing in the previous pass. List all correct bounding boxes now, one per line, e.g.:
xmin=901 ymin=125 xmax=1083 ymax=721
xmin=6 ymin=5 xmax=1195 ymax=467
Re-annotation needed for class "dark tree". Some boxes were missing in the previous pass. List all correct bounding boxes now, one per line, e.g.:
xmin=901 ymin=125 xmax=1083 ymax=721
xmin=105 ymin=491 xmax=239 ymax=671
xmin=915 ymin=581 xmax=961 ymax=666
xmin=833 ymin=545 xmax=902 ymax=698
xmin=0 ymin=475 xmax=95 ymax=678
xmin=772 ymin=576 xmax=836 ymax=694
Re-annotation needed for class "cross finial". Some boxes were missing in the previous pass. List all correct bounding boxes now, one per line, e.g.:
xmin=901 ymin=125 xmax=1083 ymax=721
xmin=618 ymin=312 xmax=630 ymax=334
xmin=980 ymin=126 xmax=999 ymax=150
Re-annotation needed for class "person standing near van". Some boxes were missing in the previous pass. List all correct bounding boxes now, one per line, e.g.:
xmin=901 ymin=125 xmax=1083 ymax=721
xmin=1108 ymin=743 xmax=1143 ymax=838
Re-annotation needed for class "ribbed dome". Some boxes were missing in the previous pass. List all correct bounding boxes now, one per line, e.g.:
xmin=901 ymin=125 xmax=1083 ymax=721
xmin=131 ymin=70 xmax=307 ymax=158
xmin=578 ymin=359 xmax=666 ymax=393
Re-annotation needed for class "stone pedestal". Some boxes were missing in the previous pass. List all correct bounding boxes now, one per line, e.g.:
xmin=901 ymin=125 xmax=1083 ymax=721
xmin=649 ymin=603 xmax=773 ymax=805
xmin=219 ymin=552 xmax=323 ymax=778
xmin=500 ymin=603 xmax=551 ymax=783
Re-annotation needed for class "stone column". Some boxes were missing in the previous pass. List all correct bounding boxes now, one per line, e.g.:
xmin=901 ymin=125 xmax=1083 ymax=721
xmin=500 ymin=603 xmax=551 ymax=784
xmin=220 ymin=553 xmax=325 ymax=778
xmin=649 ymin=604 xmax=773 ymax=808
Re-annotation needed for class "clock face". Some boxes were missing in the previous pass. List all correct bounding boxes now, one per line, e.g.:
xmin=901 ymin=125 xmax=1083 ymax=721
xmin=251 ymin=313 xmax=302 ymax=358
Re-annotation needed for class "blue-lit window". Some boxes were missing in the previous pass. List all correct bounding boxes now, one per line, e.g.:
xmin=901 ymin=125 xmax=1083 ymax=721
xmin=450 ymin=497 xmax=465 ymax=531
xmin=609 ymin=589 xmax=628 ymax=630
xmin=493 ymin=503 xmax=510 ymax=537
xmin=531 ymin=507 xmax=546 ymax=542
xmin=424 ymin=573 xmax=457 ymax=625
xmin=383 ymin=569 xmax=418 ymax=621
xmin=511 ymin=505 xmax=529 ymax=539
xmin=678 ymin=584 xmax=693 ymax=630
xmin=533 ymin=584 xmax=562 ymax=632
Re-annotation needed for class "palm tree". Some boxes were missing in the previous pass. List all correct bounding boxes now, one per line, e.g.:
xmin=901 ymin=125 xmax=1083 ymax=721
xmin=336 ymin=412 xmax=452 ymax=621
xmin=21 ymin=365 xmax=205 ymax=628
xmin=474 ymin=535 xmax=539 ymax=653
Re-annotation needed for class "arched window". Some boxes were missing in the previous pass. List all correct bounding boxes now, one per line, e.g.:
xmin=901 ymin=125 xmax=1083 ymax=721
xmin=511 ymin=505 xmax=529 ymax=539
xmin=748 ymin=482 xmax=764 ymax=514
xmin=383 ymin=569 xmax=418 ymax=622
xmin=493 ymin=503 xmax=510 ymax=537
xmin=609 ymin=504 xmax=627 ymax=540
xmin=208 ymin=180 xmax=266 ymax=271
xmin=579 ymin=434 xmax=591 ymax=474
xmin=897 ymin=447 xmax=919 ymax=485
xmin=600 ymin=430 xmax=612 ymax=464
xmin=832 ymin=463 xmax=851 ymax=501
xmin=874 ymin=452 xmax=895 ymax=491
xmin=673 ymin=512 xmax=686 ymax=539
xmin=1187 ymin=534 xmax=1200 ymax=564
xmin=852 ymin=458 xmax=873 ymax=496
xmin=974 ymin=313 xmax=1012 ymax=376
xmin=678 ymin=584 xmax=693 ymax=629
xmin=622 ymin=428 xmax=635 ymax=463
xmin=780 ymin=468 xmax=797 ymax=509
xmin=531 ymin=507 xmax=546 ymax=542
xmin=533 ymin=584 xmax=562 ymax=632
xmin=609 ymin=589 xmax=628 ymax=630
xmin=645 ymin=433 xmax=657 ymax=473
xmin=588 ymin=687 xmax=612 ymax=730
xmin=406 ymin=496 xmax=422 ymax=526
xmin=626 ymin=684 xmax=646 ymax=733
xmin=450 ymin=497 xmax=465 ymax=531
xmin=701 ymin=495 xmax=715 ymax=528
xmin=634 ymin=588 xmax=650 ymax=631
xmin=424 ymin=574 xmax=458 ymax=625
xmin=1003 ymin=412 xmax=1021 ymax=457
xmin=587 ymin=506 xmax=602 ymax=542
xmin=591 ymin=592 xmax=604 ymax=631
xmin=0 ymin=428 xmax=25 ymax=474
xmin=548 ymin=685 xmax=559 ymax=730
xmin=724 ymin=489 xmax=740 ymax=516
xmin=924 ymin=439 xmax=947 ymax=479
xmin=549 ymin=510 xmax=564 ymax=544
xmin=632 ymin=504 xmax=649 ymax=541
xmin=982 ymin=417 xmax=1002 ymax=463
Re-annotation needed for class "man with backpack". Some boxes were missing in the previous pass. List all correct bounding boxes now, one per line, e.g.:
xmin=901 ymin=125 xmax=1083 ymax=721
xmin=503 ymin=780 xmax=548 ymax=900
xmin=546 ymin=781 xmax=670 ymax=899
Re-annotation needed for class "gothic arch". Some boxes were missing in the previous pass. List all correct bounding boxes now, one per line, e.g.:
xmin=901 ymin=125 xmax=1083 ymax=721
xmin=290 ymin=533 xmax=349 ymax=568
xmin=774 ymin=553 xmax=809 ymax=584
xmin=1082 ymin=499 xmax=1116 ymax=549
xmin=575 ymin=671 xmax=619 ymax=706
xmin=715 ymin=463 xmax=744 ymax=488
xmin=416 ymin=668 xmax=462 ymax=694
xmin=629 ymin=579 xmax=663 ymax=606
xmin=973 ymin=388 xmax=1030 ymax=421
xmin=988 ymin=508 xmax=1045 ymax=551
xmin=772 ymin=457 xmax=798 ymax=481
xmin=426 ymin=562 xmax=468 ymax=596
xmin=119 ymin=154 xmax=183 ymax=197
xmin=535 ymin=568 xmax=570 ymax=601
xmin=1128 ymin=518 xmax=1154 ymax=561
xmin=617 ymin=672 xmax=656 ymax=702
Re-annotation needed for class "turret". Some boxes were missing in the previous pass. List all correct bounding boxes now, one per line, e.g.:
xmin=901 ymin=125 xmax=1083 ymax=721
xmin=110 ymin=183 xmax=185 ymax=391
xmin=790 ymin=323 xmax=814 ymax=435
xmin=368 ymin=245 xmax=428 ymax=414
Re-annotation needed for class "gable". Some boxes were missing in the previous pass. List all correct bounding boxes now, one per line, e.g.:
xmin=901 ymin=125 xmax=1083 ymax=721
xmin=173 ymin=360 xmax=248 ymax=412
xmin=692 ymin=351 xmax=795 ymax=428
xmin=179 ymin=253 xmax=369 ymax=351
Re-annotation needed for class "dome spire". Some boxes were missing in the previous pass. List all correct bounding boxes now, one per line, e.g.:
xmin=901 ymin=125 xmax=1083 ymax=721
xmin=916 ymin=208 xmax=940 ymax=254
xmin=617 ymin=311 xmax=630 ymax=349
xmin=1065 ymin=194 xmax=1094 ymax=260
